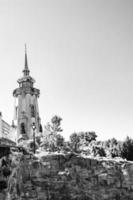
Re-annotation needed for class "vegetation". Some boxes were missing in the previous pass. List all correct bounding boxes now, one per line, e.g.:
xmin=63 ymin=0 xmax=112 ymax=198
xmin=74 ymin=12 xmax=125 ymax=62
xmin=121 ymin=136 xmax=133 ymax=161
xmin=39 ymin=116 xmax=133 ymax=161
xmin=69 ymin=131 xmax=97 ymax=153
xmin=41 ymin=115 xmax=64 ymax=152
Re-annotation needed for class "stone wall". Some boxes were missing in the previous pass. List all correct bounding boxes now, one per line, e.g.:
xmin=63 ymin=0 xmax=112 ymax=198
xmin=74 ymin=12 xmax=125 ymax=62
xmin=1 ymin=151 xmax=133 ymax=200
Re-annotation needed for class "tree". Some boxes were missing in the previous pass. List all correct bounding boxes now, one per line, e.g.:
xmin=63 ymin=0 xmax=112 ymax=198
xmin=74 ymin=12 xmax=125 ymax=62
xmin=51 ymin=115 xmax=63 ymax=132
xmin=103 ymin=138 xmax=122 ymax=158
xmin=89 ymin=141 xmax=106 ymax=157
xmin=56 ymin=134 xmax=64 ymax=147
xmin=83 ymin=131 xmax=97 ymax=143
xmin=121 ymin=136 xmax=133 ymax=161
xmin=69 ymin=131 xmax=97 ymax=153
xmin=41 ymin=115 xmax=64 ymax=152
xmin=70 ymin=132 xmax=80 ymax=152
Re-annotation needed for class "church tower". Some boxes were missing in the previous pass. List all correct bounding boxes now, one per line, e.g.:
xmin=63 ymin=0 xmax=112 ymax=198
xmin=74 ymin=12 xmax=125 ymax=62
xmin=13 ymin=46 xmax=42 ymax=142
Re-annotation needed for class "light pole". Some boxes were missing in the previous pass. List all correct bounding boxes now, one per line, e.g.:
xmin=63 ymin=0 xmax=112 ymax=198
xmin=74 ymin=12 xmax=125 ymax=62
xmin=32 ymin=122 xmax=36 ymax=154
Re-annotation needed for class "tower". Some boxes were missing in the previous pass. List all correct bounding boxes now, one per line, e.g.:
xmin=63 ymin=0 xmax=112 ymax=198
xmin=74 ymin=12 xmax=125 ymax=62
xmin=13 ymin=46 xmax=42 ymax=142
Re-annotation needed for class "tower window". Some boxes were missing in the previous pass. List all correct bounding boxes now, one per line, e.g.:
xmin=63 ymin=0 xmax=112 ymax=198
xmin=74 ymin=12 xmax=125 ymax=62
xmin=21 ymin=123 xmax=25 ymax=134
xmin=31 ymin=105 xmax=35 ymax=117
xmin=39 ymin=124 xmax=43 ymax=133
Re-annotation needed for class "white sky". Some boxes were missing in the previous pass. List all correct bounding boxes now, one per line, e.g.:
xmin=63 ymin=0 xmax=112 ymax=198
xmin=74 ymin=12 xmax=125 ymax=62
xmin=0 ymin=0 xmax=133 ymax=141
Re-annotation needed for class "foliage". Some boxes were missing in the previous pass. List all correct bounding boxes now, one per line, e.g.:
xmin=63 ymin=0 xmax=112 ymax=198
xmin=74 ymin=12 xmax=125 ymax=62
xmin=70 ymin=132 xmax=80 ymax=152
xmin=103 ymin=138 xmax=122 ymax=158
xmin=51 ymin=115 xmax=63 ymax=132
xmin=62 ymin=141 xmax=71 ymax=153
xmin=89 ymin=141 xmax=106 ymax=157
xmin=69 ymin=131 xmax=97 ymax=153
xmin=39 ymin=115 xmax=133 ymax=161
xmin=121 ymin=136 xmax=133 ymax=161
xmin=41 ymin=115 xmax=64 ymax=152
xmin=82 ymin=131 xmax=97 ymax=143
xmin=41 ymin=132 xmax=64 ymax=152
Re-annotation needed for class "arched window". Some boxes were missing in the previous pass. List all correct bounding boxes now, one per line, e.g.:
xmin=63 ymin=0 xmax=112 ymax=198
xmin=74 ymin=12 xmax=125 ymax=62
xmin=31 ymin=105 xmax=35 ymax=117
xmin=21 ymin=123 xmax=25 ymax=134
xmin=39 ymin=124 xmax=43 ymax=133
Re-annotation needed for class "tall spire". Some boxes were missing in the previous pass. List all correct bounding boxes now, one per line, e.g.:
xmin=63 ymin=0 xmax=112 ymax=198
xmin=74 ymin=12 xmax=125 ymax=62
xmin=23 ymin=44 xmax=30 ymax=76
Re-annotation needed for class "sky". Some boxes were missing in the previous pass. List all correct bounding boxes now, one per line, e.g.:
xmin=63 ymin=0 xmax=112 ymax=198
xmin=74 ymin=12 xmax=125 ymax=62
xmin=0 ymin=0 xmax=133 ymax=141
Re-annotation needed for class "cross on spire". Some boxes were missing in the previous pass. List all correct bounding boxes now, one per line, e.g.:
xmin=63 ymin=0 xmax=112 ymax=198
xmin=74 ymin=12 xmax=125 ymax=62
xmin=23 ymin=44 xmax=30 ymax=76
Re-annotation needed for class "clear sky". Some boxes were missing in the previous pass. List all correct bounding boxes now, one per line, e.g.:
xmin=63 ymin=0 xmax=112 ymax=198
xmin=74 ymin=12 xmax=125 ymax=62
xmin=0 ymin=0 xmax=133 ymax=141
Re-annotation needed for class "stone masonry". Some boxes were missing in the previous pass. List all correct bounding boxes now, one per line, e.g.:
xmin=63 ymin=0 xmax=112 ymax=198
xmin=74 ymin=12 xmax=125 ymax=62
xmin=1 ymin=151 xmax=133 ymax=200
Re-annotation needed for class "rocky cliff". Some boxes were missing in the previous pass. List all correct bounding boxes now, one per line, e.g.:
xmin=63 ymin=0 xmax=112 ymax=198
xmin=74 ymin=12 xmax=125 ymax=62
xmin=1 ymin=149 xmax=133 ymax=200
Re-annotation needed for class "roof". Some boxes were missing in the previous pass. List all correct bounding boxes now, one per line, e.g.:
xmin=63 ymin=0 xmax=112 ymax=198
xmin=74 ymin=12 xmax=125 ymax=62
xmin=0 ymin=137 xmax=16 ymax=147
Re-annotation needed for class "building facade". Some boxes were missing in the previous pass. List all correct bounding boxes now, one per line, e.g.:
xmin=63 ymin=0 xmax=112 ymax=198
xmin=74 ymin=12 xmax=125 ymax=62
xmin=0 ymin=112 xmax=11 ymax=139
xmin=13 ymin=47 xmax=42 ymax=142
